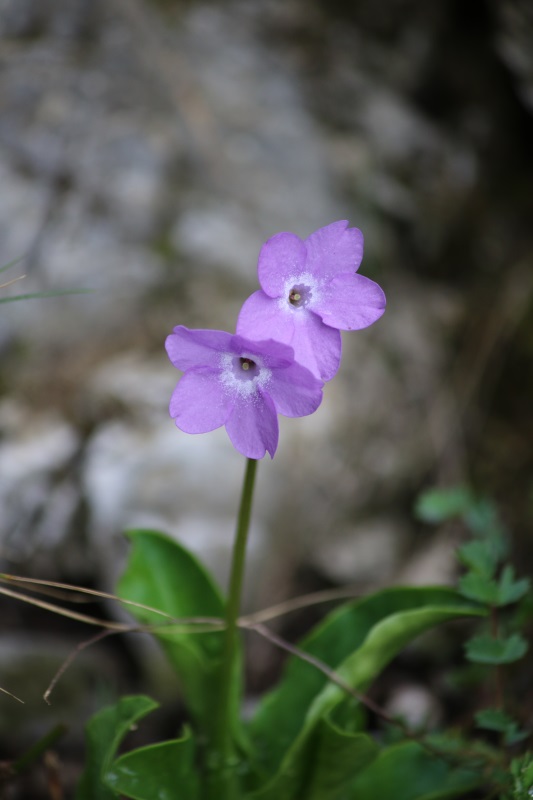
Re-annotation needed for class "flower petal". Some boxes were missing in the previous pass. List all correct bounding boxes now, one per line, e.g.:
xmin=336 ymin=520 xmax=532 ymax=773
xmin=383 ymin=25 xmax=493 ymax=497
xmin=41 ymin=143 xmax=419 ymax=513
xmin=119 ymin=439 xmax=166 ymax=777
xmin=314 ymin=273 xmax=386 ymax=330
xmin=267 ymin=363 xmax=323 ymax=418
xmin=165 ymin=326 xmax=232 ymax=372
xmin=257 ymin=232 xmax=307 ymax=297
xmin=225 ymin=391 xmax=279 ymax=459
xmin=290 ymin=311 xmax=342 ymax=381
xmin=237 ymin=290 xmax=296 ymax=349
xmin=305 ymin=221 xmax=364 ymax=280
xmin=170 ymin=366 xmax=232 ymax=433
xmin=230 ymin=333 xmax=295 ymax=369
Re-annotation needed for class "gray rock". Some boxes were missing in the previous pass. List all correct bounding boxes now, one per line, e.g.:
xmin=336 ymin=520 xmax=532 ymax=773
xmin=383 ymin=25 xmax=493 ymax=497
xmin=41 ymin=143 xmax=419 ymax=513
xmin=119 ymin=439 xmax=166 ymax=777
xmin=0 ymin=401 xmax=80 ymax=565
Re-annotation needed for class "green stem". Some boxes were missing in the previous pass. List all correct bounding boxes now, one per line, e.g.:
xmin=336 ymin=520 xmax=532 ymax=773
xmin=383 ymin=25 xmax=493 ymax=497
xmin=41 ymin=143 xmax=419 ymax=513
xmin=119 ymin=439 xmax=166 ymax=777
xmin=210 ymin=457 xmax=258 ymax=799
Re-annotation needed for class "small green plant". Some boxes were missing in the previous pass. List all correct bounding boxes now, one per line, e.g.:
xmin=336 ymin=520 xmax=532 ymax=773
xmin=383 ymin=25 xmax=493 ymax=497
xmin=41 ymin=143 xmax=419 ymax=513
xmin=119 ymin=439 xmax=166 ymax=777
xmin=75 ymin=537 xmax=485 ymax=800
xmin=68 ymin=483 xmax=530 ymax=800
xmin=416 ymin=486 xmax=531 ymax=795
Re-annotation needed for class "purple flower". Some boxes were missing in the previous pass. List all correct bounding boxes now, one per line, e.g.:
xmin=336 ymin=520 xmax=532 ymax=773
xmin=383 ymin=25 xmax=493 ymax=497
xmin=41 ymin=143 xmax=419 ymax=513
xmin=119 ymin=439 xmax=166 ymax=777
xmin=237 ymin=220 xmax=386 ymax=381
xmin=165 ymin=326 xmax=324 ymax=459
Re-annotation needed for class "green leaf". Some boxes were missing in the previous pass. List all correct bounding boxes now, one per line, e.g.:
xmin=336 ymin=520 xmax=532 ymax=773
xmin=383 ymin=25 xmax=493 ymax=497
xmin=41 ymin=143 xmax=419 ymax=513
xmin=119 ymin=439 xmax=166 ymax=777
xmin=105 ymin=729 xmax=200 ymax=800
xmin=465 ymin=633 xmax=529 ymax=664
xmin=117 ymin=530 xmax=241 ymax=744
xmin=510 ymin=753 xmax=533 ymax=798
xmin=497 ymin=566 xmax=530 ymax=607
xmin=416 ymin=488 xmax=508 ymax=566
xmin=458 ymin=572 xmax=500 ymax=604
xmin=76 ymin=695 xmax=158 ymax=800
xmin=475 ymin=707 xmax=516 ymax=732
xmin=459 ymin=565 xmax=530 ymax=608
xmin=250 ymin=587 xmax=477 ymax=778
xmin=249 ymin=717 xmax=378 ymax=800
xmin=305 ymin=602 xmax=484 ymax=729
xmin=249 ymin=587 xmax=484 ymax=793
xmin=475 ymin=709 xmax=529 ymax=746
xmin=305 ymin=719 xmax=378 ymax=800
xmin=415 ymin=486 xmax=475 ymax=524
xmin=456 ymin=540 xmax=499 ymax=578
xmin=348 ymin=740 xmax=481 ymax=800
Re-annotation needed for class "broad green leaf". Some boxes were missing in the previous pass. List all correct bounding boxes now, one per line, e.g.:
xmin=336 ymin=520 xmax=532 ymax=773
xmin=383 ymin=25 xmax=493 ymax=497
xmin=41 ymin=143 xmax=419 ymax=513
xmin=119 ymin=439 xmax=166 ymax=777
xmin=105 ymin=730 xmax=200 ymax=800
xmin=305 ymin=602 xmax=484 ymax=728
xmin=248 ymin=717 xmax=377 ymax=800
xmin=347 ymin=740 xmax=481 ymax=800
xmin=249 ymin=588 xmax=484 ymax=790
xmin=117 ymin=530 xmax=241 ymax=744
xmin=465 ymin=633 xmax=528 ymax=664
xmin=305 ymin=719 xmax=378 ymax=800
xmin=76 ymin=695 xmax=158 ymax=800
xmin=415 ymin=486 xmax=475 ymax=524
xmin=269 ymin=603 xmax=483 ymax=795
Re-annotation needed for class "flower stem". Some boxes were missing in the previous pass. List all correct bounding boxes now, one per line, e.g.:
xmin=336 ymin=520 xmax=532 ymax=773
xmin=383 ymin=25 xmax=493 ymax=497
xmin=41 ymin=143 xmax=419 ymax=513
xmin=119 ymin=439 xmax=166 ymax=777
xmin=210 ymin=457 xmax=258 ymax=799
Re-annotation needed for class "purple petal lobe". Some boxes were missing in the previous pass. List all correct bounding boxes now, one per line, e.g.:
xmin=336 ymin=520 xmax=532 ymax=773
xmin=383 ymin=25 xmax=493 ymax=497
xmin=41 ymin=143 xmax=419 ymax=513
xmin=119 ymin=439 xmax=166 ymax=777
xmin=225 ymin=391 xmax=279 ymax=459
xmin=237 ymin=290 xmax=295 ymax=349
xmin=258 ymin=232 xmax=307 ymax=297
xmin=305 ymin=221 xmax=364 ymax=280
xmin=315 ymin=273 xmax=386 ymax=330
xmin=166 ymin=326 xmax=232 ymax=372
xmin=290 ymin=312 xmax=342 ymax=381
xmin=170 ymin=366 xmax=232 ymax=433
xmin=267 ymin=363 xmax=323 ymax=418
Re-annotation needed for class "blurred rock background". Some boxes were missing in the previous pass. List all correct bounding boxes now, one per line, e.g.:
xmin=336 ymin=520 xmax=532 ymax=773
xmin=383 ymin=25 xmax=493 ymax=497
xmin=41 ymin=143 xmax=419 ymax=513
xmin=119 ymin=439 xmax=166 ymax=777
xmin=0 ymin=0 xmax=532 ymax=795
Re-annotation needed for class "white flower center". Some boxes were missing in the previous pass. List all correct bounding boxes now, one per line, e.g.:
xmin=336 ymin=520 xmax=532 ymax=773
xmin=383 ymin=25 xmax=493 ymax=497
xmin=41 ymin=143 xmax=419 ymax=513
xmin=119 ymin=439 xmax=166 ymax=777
xmin=281 ymin=272 xmax=320 ymax=312
xmin=219 ymin=352 xmax=272 ymax=398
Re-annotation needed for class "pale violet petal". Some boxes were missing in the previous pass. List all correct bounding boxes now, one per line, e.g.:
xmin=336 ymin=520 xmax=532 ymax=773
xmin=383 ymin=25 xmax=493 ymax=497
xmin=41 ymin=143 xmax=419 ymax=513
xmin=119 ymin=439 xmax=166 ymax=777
xmin=290 ymin=311 xmax=342 ymax=381
xmin=170 ymin=366 xmax=232 ymax=433
xmin=237 ymin=290 xmax=296 ymax=348
xmin=166 ymin=327 xmax=232 ymax=372
xmin=305 ymin=221 xmax=364 ymax=280
xmin=314 ymin=273 xmax=386 ymax=330
xmin=231 ymin=333 xmax=294 ymax=369
xmin=225 ymin=391 xmax=279 ymax=459
xmin=258 ymin=232 xmax=307 ymax=298
xmin=267 ymin=362 xmax=324 ymax=418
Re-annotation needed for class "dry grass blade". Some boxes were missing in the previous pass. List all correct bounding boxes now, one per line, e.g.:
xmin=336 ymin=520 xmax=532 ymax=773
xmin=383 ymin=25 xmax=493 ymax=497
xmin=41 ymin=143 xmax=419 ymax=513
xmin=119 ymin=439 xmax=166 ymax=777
xmin=44 ymin=629 xmax=118 ymax=705
xmin=0 ymin=579 xmax=224 ymax=635
xmin=1 ymin=577 xmax=98 ymax=605
xmin=0 ymin=686 xmax=24 ymax=704
xmin=240 ymin=585 xmax=362 ymax=626
xmin=0 ymin=573 xmax=219 ymax=624
xmin=0 ymin=257 xmax=24 ymax=274
xmin=0 ymin=274 xmax=26 ymax=289
xmin=1 ymin=573 xmax=362 ymax=625
xmin=0 ymin=585 xmax=130 ymax=630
